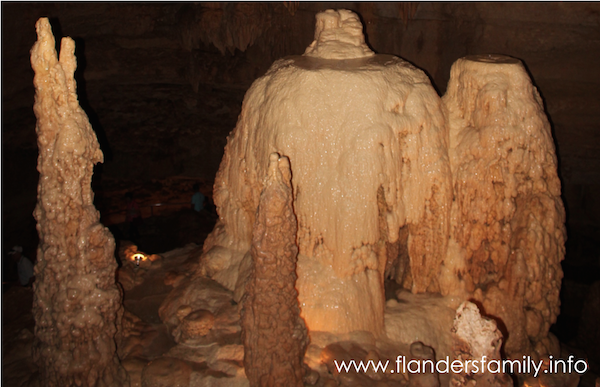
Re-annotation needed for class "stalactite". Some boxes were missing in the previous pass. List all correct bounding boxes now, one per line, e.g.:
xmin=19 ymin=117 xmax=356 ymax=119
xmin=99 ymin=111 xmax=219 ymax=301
xmin=399 ymin=3 xmax=420 ymax=26
xmin=179 ymin=3 xmax=273 ymax=55
xmin=283 ymin=2 xmax=299 ymax=16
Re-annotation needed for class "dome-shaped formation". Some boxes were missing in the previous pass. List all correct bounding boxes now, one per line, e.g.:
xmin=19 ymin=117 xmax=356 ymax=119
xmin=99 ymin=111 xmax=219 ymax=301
xmin=204 ymin=9 xmax=452 ymax=335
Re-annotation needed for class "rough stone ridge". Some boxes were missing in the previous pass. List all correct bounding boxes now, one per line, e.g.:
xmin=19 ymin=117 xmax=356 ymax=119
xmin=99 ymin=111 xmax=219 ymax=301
xmin=31 ymin=17 xmax=128 ymax=387
xmin=241 ymin=153 xmax=308 ymax=387
xmin=450 ymin=302 xmax=512 ymax=387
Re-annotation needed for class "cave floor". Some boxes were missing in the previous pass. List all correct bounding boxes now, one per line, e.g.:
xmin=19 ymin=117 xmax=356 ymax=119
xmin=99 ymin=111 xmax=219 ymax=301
xmin=1 ymin=242 xmax=229 ymax=387
xmin=1 ymin=208 xmax=218 ymax=387
xmin=1 ymin=242 xmax=201 ymax=387
xmin=1 ymin=207 xmax=598 ymax=387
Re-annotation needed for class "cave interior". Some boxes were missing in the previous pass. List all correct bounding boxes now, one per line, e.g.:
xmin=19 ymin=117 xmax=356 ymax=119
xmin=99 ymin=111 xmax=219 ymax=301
xmin=2 ymin=3 xmax=600 ymax=387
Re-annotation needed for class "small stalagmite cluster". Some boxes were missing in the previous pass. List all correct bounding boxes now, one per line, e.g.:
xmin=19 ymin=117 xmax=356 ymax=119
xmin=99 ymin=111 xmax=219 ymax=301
xmin=30 ymin=18 xmax=128 ymax=386
xmin=241 ymin=153 xmax=309 ymax=387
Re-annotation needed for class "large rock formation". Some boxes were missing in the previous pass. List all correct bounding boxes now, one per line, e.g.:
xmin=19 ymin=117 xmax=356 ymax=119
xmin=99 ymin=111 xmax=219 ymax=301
xmin=203 ymin=8 xmax=452 ymax=335
xmin=442 ymin=55 xmax=566 ymax=358
xmin=194 ymin=8 xmax=565 ymax=373
xmin=31 ymin=18 xmax=128 ymax=386
xmin=241 ymin=153 xmax=308 ymax=387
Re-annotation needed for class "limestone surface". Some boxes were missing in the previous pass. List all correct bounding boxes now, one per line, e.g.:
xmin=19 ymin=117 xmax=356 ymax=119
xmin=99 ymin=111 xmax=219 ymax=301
xmin=450 ymin=302 xmax=512 ymax=387
xmin=30 ymin=17 xmax=128 ymax=386
xmin=442 ymin=55 xmax=566 ymax=358
xmin=206 ymin=9 xmax=452 ymax=335
xmin=241 ymin=154 xmax=308 ymax=387
xmin=304 ymin=9 xmax=374 ymax=60
xmin=385 ymin=291 xmax=461 ymax=362
xmin=408 ymin=342 xmax=440 ymax=387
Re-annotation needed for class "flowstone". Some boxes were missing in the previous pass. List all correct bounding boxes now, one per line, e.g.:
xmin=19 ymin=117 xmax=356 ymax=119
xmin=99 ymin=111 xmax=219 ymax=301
xmin=202 ymin=8 xmax=452 ymax=335
xmin=442 ymin=55 xmax=566 ymax=358
xmin=167 ymin=8 xmax=566 ymax=386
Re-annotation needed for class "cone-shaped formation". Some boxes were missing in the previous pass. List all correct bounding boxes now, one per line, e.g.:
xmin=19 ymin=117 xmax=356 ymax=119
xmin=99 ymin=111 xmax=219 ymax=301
xmin=241 ymin=153 xmax=308 ymax=387
xmin=31 ymin=18 xmax=128 ymax=387
xmin=442 ymin=55 xmax=566 ymax=358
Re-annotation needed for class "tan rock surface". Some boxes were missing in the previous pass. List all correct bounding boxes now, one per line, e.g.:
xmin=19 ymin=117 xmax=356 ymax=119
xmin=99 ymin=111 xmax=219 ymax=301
xmin=241 ymin=154 xmax=308 ymax=387
xmin=304 ymin=9 xmax=374 ymax=60
xmin=158 ymin=276 xmax=233 ymax=329
xmin=141 ymin=357 xmax=190 ymax=387
xmin=178 ymin=309 xmax=215 ymax=340
xmin=30 ymin=17 xmax=128 ymax=386
xmin=207 ymin=9 xmax=452 ymax=335
xmin=450 ymin=302 xmax=512 ymax=387
xmin=442 ymin=55 xmax=566 ymax=358
xmin=385 ymin=292 xmax=460 ymax=362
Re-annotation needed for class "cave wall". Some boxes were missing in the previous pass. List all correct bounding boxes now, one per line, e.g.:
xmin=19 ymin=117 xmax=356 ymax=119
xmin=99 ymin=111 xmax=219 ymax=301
xmin=2 ymin=3 xmax=599 ymax=286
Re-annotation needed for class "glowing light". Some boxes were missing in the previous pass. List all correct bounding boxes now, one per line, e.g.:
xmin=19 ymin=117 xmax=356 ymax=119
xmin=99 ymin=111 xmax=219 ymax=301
xmin=131 ymin=253 xmax=146 ymax=266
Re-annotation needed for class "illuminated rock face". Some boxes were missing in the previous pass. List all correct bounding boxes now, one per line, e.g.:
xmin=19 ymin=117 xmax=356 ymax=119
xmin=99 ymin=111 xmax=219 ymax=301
xmin=203 ymin=9 xmax=565 ymax=357
xmin=207 ymin=9 xmax=451 ymax=335
xmin=31 ymin=18 xmax=128 ymax=386
xmin=442 ymin=55 xmax=566 ymax=358
xmin=303 ymin=9 xmax=374 ymax=60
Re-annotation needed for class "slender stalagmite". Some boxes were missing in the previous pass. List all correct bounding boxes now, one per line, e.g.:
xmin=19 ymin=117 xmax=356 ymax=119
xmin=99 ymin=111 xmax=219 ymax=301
xmin=241 ymin=153 xmax=308 ymax=387
xmin=31 ymin=18 xmax=128 ymax=387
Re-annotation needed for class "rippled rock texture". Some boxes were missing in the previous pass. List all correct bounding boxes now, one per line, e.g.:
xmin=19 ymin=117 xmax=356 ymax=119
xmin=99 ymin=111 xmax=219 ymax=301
xmin=241 ymin=154 xmax=308 ymax=387
xmin=31 ymin=18 xmax=128 ymax=387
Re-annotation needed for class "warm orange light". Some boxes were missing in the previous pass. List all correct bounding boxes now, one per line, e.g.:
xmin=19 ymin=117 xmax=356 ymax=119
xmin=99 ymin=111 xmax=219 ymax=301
xmin=131 ymin=253 xmax=146 ymax=266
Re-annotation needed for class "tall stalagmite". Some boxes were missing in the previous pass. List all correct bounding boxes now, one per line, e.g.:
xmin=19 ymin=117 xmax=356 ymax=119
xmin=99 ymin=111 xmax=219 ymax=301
xmin=241 ymin=153 xmax=308 ymax=387
xmin=31 ymin=18 xmax=128 ymax=386
xmin=442 ymin=55 xmax=566 ymax=358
